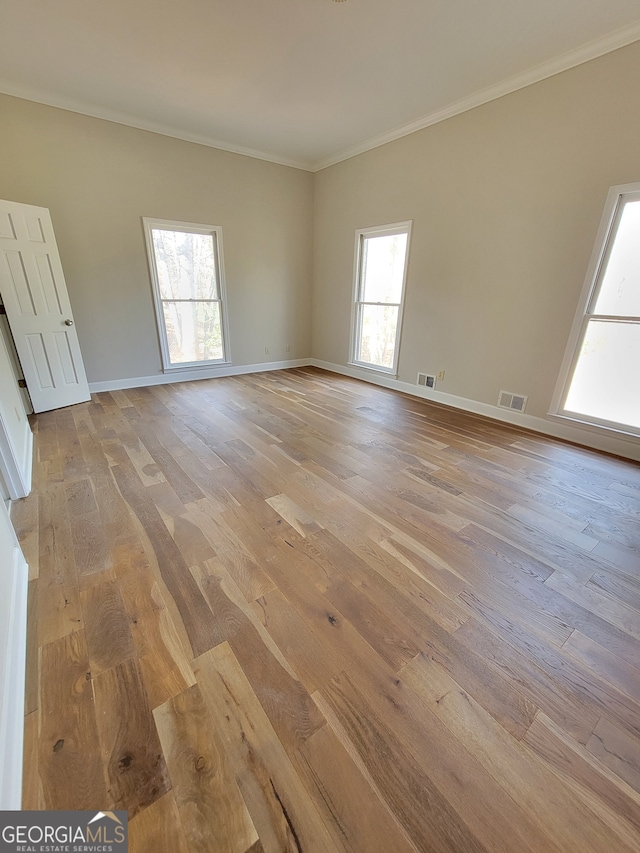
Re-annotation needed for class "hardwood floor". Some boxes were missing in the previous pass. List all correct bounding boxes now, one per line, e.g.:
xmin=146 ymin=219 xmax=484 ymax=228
xmin=12 ymin=366 xmax=640 ymax=852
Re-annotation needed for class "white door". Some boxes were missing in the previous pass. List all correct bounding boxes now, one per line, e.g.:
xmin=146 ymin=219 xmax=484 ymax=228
xmin=0 ymin=199 xmax=90 ymax=413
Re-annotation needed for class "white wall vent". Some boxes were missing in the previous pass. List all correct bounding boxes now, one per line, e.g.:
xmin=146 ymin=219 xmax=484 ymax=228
xmin=417 ymin=372 xmax=437 ymax=389
xmin=498 ymin=390 xmax=527 ymax=413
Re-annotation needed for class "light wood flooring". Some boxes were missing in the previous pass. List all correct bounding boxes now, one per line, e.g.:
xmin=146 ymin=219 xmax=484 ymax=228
xmin=12 ymin=367 xmax=640 ymax=852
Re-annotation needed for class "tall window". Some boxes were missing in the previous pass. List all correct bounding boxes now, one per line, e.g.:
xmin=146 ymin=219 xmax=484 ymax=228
xmin=351 ymin=221 xmax=411 ymax=374
xmin=143 ymin=218 xmax=230 ymax=370
xmin=552 ymin=183 xmax=640 ymax=435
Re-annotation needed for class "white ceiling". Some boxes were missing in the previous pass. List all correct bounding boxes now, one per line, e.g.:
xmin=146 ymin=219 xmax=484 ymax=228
xmin=1 ymin=0 xmax=640 ymax=171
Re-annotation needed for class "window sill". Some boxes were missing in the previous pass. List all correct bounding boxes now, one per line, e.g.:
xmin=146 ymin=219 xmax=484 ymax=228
xmin=547 ymin=411 xmax=640 ymax=442
xmin=162 ymin=360 xmax=231 ymax=373
xmin=348 ymin=361 xmax=398 ymax=378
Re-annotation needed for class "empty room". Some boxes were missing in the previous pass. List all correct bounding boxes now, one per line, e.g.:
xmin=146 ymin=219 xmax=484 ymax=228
xmin=1 ymin=1 xmax=640 ymax=851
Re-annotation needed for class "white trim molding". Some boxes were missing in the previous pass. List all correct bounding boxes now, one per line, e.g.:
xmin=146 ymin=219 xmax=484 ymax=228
xmin=142 ymin=217 xmax=233 ymax=372
xmin=349 ymin=221 xmax=412 ymax=377
xmin=87 ymin=358 xmax=310 ymax=393
xmin=0 ymin=500 xmax=28 ymax=809
xmin=549 ymin=181 xmax=640 ymax=438
xmin=0 ymin=82 xmax=310 ymax=171
xmin=2 ymin=21 xmax=639 ymax=173
xmin=0 ymin=416 xmax=33 ymax=500
xmin=313 ymin=21 xmax=640 ymax=171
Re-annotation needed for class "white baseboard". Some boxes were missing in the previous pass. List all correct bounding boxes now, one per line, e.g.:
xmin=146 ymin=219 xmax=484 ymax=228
xmin=88 ymin=358 xmax=310 ymax=393
xmin=21 ymin=427 xmax=33 ymax=495
xmin=0 ymin=533 xmax=28 ymax=809
xmin=308 ymin=359 xmax=640 ymax=462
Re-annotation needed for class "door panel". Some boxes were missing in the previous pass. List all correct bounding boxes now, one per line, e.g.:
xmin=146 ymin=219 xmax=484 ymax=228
xmin=0 ymin=200 xmax=90 ymax=413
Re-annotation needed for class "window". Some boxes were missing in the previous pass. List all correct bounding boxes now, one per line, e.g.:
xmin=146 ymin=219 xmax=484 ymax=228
xmin=143 ymin=218 xmax=230 ymax=370
xmin=551 ymin=183 xmax=640 ymax=435
xmin=350 ymin=221 xmax=411 ymax=374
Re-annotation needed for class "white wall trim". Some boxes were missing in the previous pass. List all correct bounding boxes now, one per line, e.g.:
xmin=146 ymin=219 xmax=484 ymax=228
xmin=312 ymin=21 xmax=640 ymax=171
xmin=0 ymin=506 xmax=28 ymax=810
xmin=309 ymin=359 xmax=640 ymax=461
xmin=0 ymin=82 xmax=310 ymax=172
xmin=548 ymin=182 xmax=640 ymax=436
xmin=88 ymin=358 xmax=310 ymax=393
xmin=0 ymin=414 xmax=33 ymax=500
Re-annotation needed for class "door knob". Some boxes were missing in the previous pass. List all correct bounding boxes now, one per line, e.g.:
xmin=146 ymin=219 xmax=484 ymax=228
xmin=64 ymin=319 xmax=74 ymax=326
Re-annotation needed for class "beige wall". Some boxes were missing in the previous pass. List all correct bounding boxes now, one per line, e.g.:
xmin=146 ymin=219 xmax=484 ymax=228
xmin=0 ymin=94 xmax=313 ymax=383
xmin=312 ymin=41 xmax=640 ymax=422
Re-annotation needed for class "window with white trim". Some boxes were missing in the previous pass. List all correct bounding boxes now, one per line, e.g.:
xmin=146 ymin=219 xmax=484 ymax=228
xmin=552 ymin=184 xmax=640 ymax=435
xmin=350 ymin=221 xmax=411 ymax=374
xmin=143 ymin=218 xmax=230 ymax=370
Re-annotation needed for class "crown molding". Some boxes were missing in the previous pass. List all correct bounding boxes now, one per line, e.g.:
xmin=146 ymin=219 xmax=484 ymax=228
xmin=0 ymin=83 xmax=313 ymax=172
xmin=311 ymin=20 xmax=640 ymax=171
xmin=3 ymin=19 xmax=640 ymax=175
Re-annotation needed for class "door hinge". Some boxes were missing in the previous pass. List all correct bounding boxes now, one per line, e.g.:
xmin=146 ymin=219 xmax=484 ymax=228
xmin=0 ymin=304 xmax=6 ymax=314
xmin=18 ymin=379 xmax=27 ymax=388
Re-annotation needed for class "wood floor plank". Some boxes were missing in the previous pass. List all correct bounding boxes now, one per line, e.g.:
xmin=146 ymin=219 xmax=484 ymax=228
xmin=37 ymin=482 xmax=83 ymax=645
xmin=401 ymin=651 xmax=636 ymax=853
xmin=322 ymin=575 xmax=421 ymax=671
xmin=454 ymin=616 xmax=602 ymax=745
xmin=456 ymin=596 xmax=640 ymax=743
xmin=588 ymin=570 xmax=640 ymax=613
xmin=546 ymin=571 xmax=640 ymax=643
xmin=251 ymin=588 xmax=344 ymax=692
xmin=111 ymin=542 xmax=196 ymax=710
xmin=523 ymin=713 xmax=640 ymax=842
xmin=22 ymin=710 xmax=43 ymax=810
xmin=319 ymin=669 xmax=492 ymax=853
xmin=562 ymin=629 xmax=640 ymax=705
xmin=24 ymin=579 xmax=39 ymax=715
xmin=298 ymin=528 xmax=469 ymax=634
xmin=92 ymin=656 xmax=170 ymax=818
xmin=194 ymin=560 xmax=299 ymax=681
xmin=587 ymin=717 xmax=640 ymax=794
xmin=166 ymin=513 xmax=217 ymax=567
xmin=38 ymin=631 xmax=108 ymax=809
xmin=265 ymin=493 xmax=324 ymax=537
xmin=128 ymin=791 xmax=189 ymax=853
xmin=462 ymin=526 xmax=640 ymax=666
xmin=111 ymin=460 xmax=219 ymax=657
xmin=154 ymin=684 xmax=259 ymax=853
xmin=124 ymin=412 xmax=206 ymax=505
xmin=298 ymin=723 xmax=419 ymax=853
xmin=81 ymin=578 xmax=136 ymax=676
xmin=194 ymin=642 xmax=341 ymax=853
xmin=197 ymin=570 xmax=325 ymax=752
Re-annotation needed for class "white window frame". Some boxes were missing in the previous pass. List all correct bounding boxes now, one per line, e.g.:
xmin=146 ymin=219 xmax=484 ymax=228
xmin=143 ymin=217 xmax=231 ymax=371
xmin=349 ymin=220 xmax=412 ymax=376
xmin=549 ymin=182 xmax=640 ymax=437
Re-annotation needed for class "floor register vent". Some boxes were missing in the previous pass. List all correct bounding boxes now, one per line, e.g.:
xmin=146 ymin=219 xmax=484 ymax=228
xmin=417 ymin=373 xmax=437 ymax=389
xmin=498 ymin=390 xmax=527 ymax=413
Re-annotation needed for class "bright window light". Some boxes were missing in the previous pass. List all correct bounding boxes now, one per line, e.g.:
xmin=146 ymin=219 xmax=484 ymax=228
xmin=558 ymin=189 xmax=640 ymax=434
xmin=351 ymin=223 xmax=411 ymax=374
xmin=143 ymin=219 xmax=229 ymax=370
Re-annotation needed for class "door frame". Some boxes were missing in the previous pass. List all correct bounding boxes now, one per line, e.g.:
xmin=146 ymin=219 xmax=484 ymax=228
xmin=0 ymin=323 xmax=32 ymax=500
xmin=0 ymin=496 xmax=28 ymax=809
